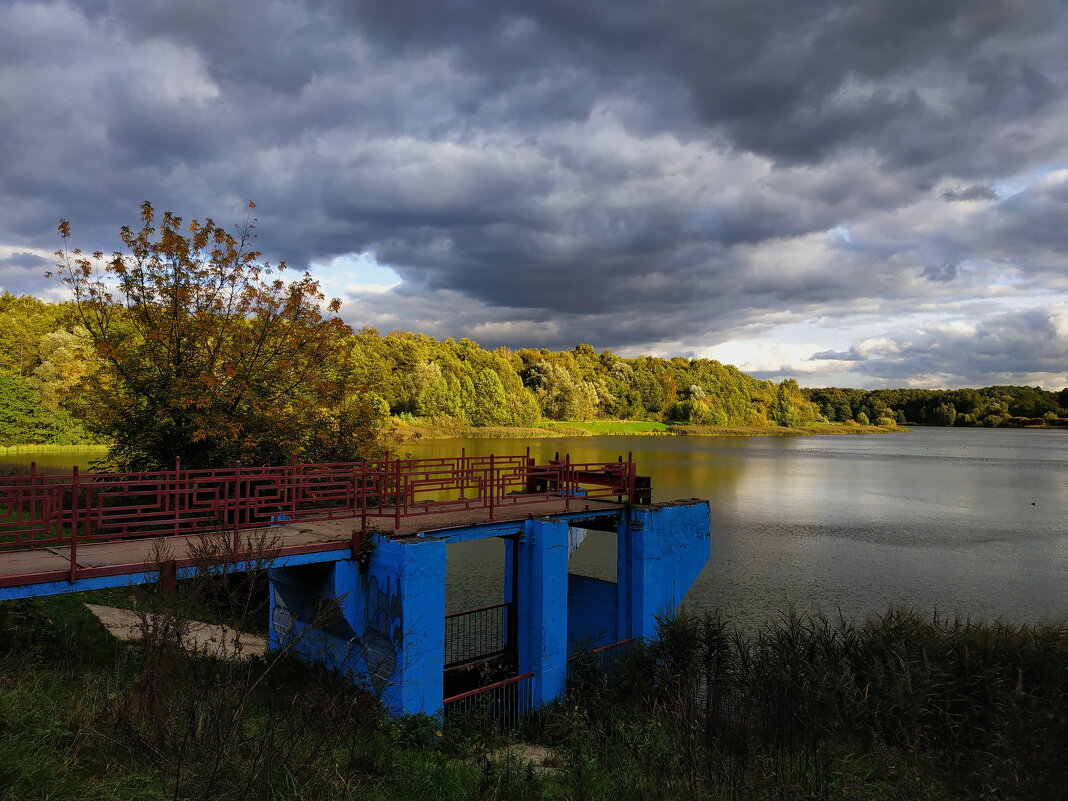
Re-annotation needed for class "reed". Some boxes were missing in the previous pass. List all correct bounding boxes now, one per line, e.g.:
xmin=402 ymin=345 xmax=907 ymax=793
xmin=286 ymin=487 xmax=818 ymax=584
xmin=547 ymin=610 xmax=1068 ymax=800
xmin=2 ymin=596 xmax=1064 ymax=800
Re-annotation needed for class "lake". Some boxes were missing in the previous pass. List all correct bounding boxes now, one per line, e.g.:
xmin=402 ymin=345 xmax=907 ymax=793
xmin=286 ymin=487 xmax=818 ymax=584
xmin=401 ymin=428 xmax=1068 ymax=627
xmin=5 ymin=430 xmax=1066 ymax=627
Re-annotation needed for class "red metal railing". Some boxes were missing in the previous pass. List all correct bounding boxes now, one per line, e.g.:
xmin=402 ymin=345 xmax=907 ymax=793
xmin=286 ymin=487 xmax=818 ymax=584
xmin=442 ymin=671 xmax=534 ymax=729
xmin=0 ymin=451 xmax=638 ymax=587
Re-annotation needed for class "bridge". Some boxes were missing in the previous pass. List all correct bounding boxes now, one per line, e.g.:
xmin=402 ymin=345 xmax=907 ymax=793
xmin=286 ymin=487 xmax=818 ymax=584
xmin=0 ymin=451 xmax=710 ymax=718
xmin=0 ymin=450 xmax=643 ymax=594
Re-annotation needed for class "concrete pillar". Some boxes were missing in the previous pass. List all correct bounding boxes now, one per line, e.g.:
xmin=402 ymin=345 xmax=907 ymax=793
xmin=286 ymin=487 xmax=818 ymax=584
xmin=268 ymin=534 xmax=447 ymax=717
xmin=619 ymin=501 xmax=711 ymax=639
xmin=516 ymin=517 xmax=570 ymax=707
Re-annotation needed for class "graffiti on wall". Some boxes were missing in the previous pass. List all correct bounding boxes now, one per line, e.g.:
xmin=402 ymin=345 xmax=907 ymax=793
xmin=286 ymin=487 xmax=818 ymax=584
xmin=362 ymin=573 xmax=404 ymax=694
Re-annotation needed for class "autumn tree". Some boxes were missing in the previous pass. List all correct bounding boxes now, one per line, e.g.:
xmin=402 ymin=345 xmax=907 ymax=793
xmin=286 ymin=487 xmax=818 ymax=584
xmin=53 ymin=202 xmax=388 ymax=470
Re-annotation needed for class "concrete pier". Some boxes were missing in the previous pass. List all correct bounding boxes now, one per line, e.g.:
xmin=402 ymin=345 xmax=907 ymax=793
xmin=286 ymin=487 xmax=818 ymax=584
xmin=268 ymin=499 xmax=710 ymax=716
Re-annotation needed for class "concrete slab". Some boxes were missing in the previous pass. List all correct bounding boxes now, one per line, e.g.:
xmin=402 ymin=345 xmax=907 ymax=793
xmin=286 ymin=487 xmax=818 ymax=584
xmin=0 ymin=547 xmax=70 ymax=578
xmin=85 ymin=603 xmax=268 ymax=659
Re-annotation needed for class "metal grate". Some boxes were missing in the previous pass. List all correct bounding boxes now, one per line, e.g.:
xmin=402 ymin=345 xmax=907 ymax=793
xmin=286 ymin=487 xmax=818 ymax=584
xmin=444 ymin=602 xmax=513 ymax=669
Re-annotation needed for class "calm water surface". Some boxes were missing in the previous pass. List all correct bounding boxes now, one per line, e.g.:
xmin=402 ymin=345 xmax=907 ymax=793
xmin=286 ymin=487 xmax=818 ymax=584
xmin=7 ymin=432 xmax=1066 ymax=626
xmin=403 ymin=429 xmax=1068 ymax=626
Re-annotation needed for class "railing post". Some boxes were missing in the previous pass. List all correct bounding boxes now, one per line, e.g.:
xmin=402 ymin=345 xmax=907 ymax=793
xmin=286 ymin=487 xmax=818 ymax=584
xmin=360 ymin=460 xmax=368 ymax=532
xmin=394 ymin=458 xmax=402 ymax=533
xmin=68 ymin=465 xmax=79 ymax=583
xmin=488 ymin=453 xmax=495 ymax=522
xmin=458 ymin=447 xmax=466 ymax=500
xmin=173 ymin=456 xmax=181 ymax=520
xmin=290 ymin=452 xmax=298 ymax=519
xmin=564 ymin=453 xmax=571 ymax=512
xmin=232 ymin=460 xmax=242 ymax=558
xmin=27 ymin=460 xmax=36 ymax=530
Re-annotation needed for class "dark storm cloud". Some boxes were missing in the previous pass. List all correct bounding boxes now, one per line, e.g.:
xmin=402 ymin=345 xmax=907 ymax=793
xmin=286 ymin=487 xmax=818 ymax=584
xmin=1 ymin=0 xmax=1067 ymax=386
xmin=0 ymin=252 xmax=50 ymax=294
xmin=823 ymin=307 xmax=1068 ymax=388
xmin=922 ymin=260 xmax=960 ymax=282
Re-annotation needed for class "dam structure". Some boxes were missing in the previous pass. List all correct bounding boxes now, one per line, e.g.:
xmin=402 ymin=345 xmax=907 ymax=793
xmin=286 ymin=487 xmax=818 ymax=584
xmin=0 ymin=453 xmax=710 ymax=717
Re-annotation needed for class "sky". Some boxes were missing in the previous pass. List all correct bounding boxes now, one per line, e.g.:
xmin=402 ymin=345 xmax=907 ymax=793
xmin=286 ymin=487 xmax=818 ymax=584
xmin=2 ymin=0 xmax=1067 ymax=390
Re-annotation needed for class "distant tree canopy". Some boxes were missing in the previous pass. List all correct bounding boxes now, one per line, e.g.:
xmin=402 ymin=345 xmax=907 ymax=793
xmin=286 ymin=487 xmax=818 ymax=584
xmin=0 ymin=290 xmax=831 ymax=454
xmin=803 ymin=386 xmax=1068 ymax=428
xmin=6 ymin=265 xmax=1067 ymax=459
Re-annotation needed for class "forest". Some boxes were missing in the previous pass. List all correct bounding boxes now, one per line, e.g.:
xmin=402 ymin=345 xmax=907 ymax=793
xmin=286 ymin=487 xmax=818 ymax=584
xmin=0 ymin=291 xmax=828 ymax=450
xmin=3 ymin=289 xmax=1068 ymax=452
xmin=803 ymin=385 xmax=1068 ymax=428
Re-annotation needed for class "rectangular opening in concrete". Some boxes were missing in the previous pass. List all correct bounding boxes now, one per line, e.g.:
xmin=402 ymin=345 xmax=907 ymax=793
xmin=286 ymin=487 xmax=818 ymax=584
xmin=443 ymin=536 xmax=517 ymax=700
xmin=567 ymin=527 xmax=617 ymax=584
xmin=567 ymin=527 xmax=619 ymax=651
xmin=444 ymin=537 xmax=505 ymax=614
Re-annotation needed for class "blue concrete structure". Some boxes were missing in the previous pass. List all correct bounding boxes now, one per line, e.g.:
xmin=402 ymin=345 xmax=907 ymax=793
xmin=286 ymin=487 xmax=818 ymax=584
xmin=1 ymin=498 xmax=710 ymax=718
xmin=267 ymin=499 xmax=710 ymax=717
xmin=270 ymin=536 xmax=447 ymax=715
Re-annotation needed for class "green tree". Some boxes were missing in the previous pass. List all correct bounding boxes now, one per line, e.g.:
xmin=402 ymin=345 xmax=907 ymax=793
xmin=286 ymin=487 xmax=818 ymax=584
xmin=0 ymin=293 xmax=68 ymax=376
xmin=27 ymin=325 xmax=98 ymax=410
xmin=0 ymin=370 xmax=47 ymax=445
xmin=930 ymin=402 xmax=957 ymax=426
xmin=0 ymin=370 xmax=88 ymax=445
xmin=53 ymin=202 xmax=387 ymax=470
xmin=469 ymin=369 xmax=509 ymax=426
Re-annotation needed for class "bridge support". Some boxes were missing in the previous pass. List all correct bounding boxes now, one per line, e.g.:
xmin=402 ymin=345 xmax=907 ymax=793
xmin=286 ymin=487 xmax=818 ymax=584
xmin=269 ymin=535 xmax=447 ymax=716
xmin=566 ymin=500 xmax=711 ymax=649
xmin=513 ymin=517 xmax=570 ymax=709
xmin=268 ymin=500 xmax=710 ymax=718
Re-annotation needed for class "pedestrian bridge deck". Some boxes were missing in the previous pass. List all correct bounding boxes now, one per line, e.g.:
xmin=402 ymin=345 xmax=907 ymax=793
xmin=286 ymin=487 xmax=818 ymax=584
xmin=0 ymin=488 xmax=625 ymax=600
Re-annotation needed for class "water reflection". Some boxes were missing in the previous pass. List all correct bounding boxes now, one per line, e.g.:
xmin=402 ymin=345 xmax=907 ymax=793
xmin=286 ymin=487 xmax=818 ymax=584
xmin=5 ymin=432 xmax=1065 ymax=627
xmin=407 ymin=430 xmax=1068 ymax=627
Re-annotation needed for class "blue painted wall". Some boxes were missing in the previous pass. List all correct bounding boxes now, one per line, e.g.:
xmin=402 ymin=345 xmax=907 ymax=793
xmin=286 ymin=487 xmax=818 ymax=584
xmin=515 ymin=517 xmax=570 ymax=708
xmin=0 ymin=547 xmax=351 ymax=603
xmin=565 ymin=500 xmax=711 ymax=650
xmin=270 ymin=534 xmax=447 ymax=716
xmin=567 ymin=574 xmax=618 ymax=650
xmin=618 ymin=501 xmax=711 ymax=640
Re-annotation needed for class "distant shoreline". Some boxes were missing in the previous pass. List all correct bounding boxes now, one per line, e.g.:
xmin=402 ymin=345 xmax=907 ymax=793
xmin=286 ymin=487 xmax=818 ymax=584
xmin=393 ymin=420 xmax=908 ymax=440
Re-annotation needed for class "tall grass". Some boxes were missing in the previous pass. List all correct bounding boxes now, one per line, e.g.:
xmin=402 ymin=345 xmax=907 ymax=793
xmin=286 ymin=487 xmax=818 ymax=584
xmin=543 ymin=611 xmax=1068 ymax=800
xmin=2 ymin=592 xmax=1065 ymax=800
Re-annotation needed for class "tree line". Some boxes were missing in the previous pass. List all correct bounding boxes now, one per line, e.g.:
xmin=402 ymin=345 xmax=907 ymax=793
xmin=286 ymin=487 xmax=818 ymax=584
xmin=0 ymin=290 xmax=824 ymax=453
xmin=5 ymin=282 xmax=1065 ymax=465
xmin=803 ymin=385 xmax=1068 ymax=428
xmin=4 ymin=202 xmax=1064 ymax=470
xmin=3 ymin=198 xmax=821 ymax=469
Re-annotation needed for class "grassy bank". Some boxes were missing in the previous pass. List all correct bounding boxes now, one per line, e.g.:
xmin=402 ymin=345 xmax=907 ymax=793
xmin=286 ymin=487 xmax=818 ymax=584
xmin=393 ymin=418 xmax=905 ymax=440
xmin=669 ymin=421 xmax=905 ymax=436
xmin=1 ymin=585 xmax=1063 ymax=800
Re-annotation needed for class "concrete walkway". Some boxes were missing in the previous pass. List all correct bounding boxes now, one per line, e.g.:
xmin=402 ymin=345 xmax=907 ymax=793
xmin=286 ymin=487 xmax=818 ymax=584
xmin=85 ymin=603 xmax=268 ymax=659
